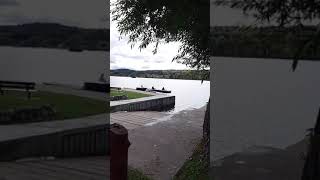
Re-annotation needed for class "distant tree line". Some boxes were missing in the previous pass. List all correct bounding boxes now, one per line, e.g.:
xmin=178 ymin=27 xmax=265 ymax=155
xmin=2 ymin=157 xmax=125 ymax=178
xmin=0 ymin=23 xmax=109 ymax=51
xmin=111 ymin=69 xmax=209 ymax=81
xmin=211 ymin=26 xmax=320 ymax=60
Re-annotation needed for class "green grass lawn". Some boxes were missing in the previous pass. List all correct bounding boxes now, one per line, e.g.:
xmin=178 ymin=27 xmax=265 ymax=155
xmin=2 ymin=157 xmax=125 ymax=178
xmin=0 ymin=90 xmax=107 ymax=120
xmin=174 ymin=139 xmax=209 ymax=180
xmin=111 ymin=89 xmax=151 ymax=100
xmin=128 ymin=167 xmax=152 ymax=180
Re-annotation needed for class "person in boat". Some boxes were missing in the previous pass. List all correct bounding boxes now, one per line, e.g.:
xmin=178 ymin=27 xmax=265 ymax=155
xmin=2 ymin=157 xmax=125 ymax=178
xmin=152 ymin=86 xmax=155 ymax=90
xmin=162 ymin=87 xmax=165 ymax=90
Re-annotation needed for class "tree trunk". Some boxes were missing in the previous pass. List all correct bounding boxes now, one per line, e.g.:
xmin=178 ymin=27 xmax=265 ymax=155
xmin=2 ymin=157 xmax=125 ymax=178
xmin=301 ymin=107 xmax=320 ymax=180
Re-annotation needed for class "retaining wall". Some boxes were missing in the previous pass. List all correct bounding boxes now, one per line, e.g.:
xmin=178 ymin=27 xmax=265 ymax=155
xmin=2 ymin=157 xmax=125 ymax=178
xmin=0 ymin=124 xmax=109 ymax=161
xmin=110 ymin=95 xmax=175 ymax=112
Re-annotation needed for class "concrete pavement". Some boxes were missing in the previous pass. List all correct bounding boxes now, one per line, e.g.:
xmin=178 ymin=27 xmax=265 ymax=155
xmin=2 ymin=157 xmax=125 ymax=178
xmin=127 ymin=107 xmax=206 ymax=180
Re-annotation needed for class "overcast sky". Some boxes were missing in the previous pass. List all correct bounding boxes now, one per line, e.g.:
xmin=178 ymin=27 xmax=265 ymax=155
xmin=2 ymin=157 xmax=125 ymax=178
xmin=211 ymin=5 xmax=253 ymax=26
xmin=110 ymin=17 xmax=188 ymax=70
xmin=110 ymin=0 xmax=190 ymax=70
xmin=0 ymin=0 xmax=259 ymax=70
xmin=0 ymin=0 xmax=108 ymax=28
xmin=0 ymin=0 xmax=191 ymax=70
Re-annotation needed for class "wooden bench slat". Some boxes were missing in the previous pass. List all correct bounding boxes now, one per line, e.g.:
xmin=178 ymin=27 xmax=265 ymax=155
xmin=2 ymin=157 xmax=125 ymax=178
xmin=0 ymin=81 xmax=36 ymax=99
xmin=1 ymin=88 xmax=38 ymax=92
xmin=0 ymin=80 xmax=35 ymax=85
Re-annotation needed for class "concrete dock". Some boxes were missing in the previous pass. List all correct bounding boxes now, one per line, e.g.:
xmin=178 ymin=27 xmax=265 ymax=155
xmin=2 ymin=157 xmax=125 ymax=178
xmin=110 ymin=94 xmax=175 ymax=112
xmin=111 ymin=111 xmax=169 ymax=130
xmin=39 ymin=84 xmax=176 ymax=113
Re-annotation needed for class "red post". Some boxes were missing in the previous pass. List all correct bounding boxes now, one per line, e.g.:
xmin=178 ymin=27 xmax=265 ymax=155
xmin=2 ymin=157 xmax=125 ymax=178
xmin=110 ymin=123 xmax=131 ymax=180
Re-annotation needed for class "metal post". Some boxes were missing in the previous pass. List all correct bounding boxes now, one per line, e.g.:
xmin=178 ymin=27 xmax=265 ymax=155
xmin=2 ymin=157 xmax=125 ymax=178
xmin=27 ymin=90 xmax=31 ymax=100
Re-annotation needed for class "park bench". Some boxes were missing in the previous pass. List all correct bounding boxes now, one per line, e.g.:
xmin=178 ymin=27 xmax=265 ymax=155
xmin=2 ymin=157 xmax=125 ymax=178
xmin=0 ymin=80 xmax=36 ymax=99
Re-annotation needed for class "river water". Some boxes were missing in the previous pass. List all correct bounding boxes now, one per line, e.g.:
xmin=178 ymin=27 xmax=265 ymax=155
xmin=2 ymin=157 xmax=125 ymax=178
xmin=110 ymin=76 xmax=210 ymax=113
xmin=0 ymin=47 xmax=109 ymax=87
xmin=211 ymin=57 xmax=320 ymax=162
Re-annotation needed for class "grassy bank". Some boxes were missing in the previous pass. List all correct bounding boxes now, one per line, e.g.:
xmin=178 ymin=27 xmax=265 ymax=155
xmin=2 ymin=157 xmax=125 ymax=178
xmin=111 ymin=89 xmax=151 ymax=99
xmin=174 ymin=139 xmax=209 ymax=180
xmin=0 ymin=90 xmax=107 ymax=120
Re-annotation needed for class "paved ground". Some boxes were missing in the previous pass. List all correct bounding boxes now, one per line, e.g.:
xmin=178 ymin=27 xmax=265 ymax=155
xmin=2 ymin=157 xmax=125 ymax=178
xmin=0 ymin=156 xmax=108 ymax=180
xmin=111 ymin=111 xmax=169 ymax=130
xmin=126 ymin=107 xmax=206 ymax=180
xmin=0 ymin=111 xmax=164 ymax=142
xmin=211 ymin=139 xmax=308 ymax=180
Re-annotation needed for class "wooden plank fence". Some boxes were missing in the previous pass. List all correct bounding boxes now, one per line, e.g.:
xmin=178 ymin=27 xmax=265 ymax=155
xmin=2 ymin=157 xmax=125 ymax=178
xmin=0 ymin=123 xmax=131 ymax=180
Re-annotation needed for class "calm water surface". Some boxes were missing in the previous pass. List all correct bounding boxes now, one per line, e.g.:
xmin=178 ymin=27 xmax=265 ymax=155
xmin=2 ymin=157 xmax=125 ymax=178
xmin=0 ymin=47 xmax=108 ymax=86
xmin=211 ymin=57 xmax=320 ymax=162
xmin=110 ymin=76 xmax=210 ymax=113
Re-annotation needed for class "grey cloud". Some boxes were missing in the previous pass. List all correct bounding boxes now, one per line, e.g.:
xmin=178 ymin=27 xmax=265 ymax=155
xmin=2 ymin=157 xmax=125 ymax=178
xmin=210 ymin=5 xmax=254 ymax=26
xmin=113 ymin=53 xmax=146 ymax=61
xmin=100 ymin=16 xmax=109 ymax=23
xmin=141 ymin=65 xmax=150 ymax=69
xmin=111 ymin=64 xmax=122 ymax=70
xmin=0 ymin=13 xmax=34 ymax=25
xmin=154 ymin=60 xmax=165 ymax=63
xmin=110 ymin=59 xmax=116 ymax=64
xmin=0 ymin=0 xmax=19 ymax=6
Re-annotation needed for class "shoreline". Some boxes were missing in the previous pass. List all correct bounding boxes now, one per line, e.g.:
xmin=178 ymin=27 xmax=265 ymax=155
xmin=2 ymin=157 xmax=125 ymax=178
xmin=211 ymin=138 xmax=308 ymax=179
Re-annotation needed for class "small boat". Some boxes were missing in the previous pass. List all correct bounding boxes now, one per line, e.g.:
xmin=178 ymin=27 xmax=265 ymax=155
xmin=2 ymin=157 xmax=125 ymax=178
xmin=153 ymin=89 xmax=171 ymax=93
xmin=110 ymin=86 xmax=121 ymax=90
xmin=150 ymin=87 xmax=171 ymax=93
xmin=136 ymin=87 xmax=147 ymax=91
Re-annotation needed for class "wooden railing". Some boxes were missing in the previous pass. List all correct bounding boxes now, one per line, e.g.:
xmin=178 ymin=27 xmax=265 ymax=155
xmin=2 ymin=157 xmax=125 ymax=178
xmin=0 ymin=123 xmax=131 ymax=180
xmin=58 ymin=125 xmax=109 ymax=157
xmin=0 ymin=124 xmax=110 ymax=161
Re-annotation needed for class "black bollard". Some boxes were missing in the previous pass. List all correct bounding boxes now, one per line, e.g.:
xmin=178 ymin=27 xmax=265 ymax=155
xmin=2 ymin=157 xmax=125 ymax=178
xmin=110 ymin=123 xmax=131 ymax=180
